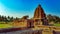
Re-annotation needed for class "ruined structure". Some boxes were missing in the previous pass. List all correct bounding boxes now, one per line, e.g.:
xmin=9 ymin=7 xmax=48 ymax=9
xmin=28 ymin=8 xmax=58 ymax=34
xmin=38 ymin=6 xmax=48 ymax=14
xmin=0 ymin=4 xmax=60 ymax=34
xmin=13 ymin=4 xmax=49 ymax=28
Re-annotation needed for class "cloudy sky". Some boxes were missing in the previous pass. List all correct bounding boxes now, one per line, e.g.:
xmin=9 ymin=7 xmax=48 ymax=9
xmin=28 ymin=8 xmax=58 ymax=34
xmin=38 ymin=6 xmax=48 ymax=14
xmin=0 ymin=0 xmax=60 ymax=18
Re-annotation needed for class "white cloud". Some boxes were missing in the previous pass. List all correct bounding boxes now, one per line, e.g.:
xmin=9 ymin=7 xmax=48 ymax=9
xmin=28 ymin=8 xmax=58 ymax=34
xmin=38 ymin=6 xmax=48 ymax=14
xmin=0 ymin=3 xmax=7 ymax=16
xmin=0 ymin=2 xmax=33 ymax=18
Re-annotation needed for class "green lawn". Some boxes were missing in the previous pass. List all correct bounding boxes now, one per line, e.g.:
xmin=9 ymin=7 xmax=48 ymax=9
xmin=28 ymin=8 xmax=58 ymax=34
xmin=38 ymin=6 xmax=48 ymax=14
xmin=0 ymin=22 xmax=60 ymax=28
xmin=0 ymin=23 xmax=13 ymax=28
xmin=53 ymin=23 xmax=60 ymax=27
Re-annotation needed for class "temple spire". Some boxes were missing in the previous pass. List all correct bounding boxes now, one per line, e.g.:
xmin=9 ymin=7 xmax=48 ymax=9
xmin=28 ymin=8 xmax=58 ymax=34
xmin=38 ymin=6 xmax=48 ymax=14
xmin=34 ymin=4 xmax=46 ymax=19
xmin=38 ymin=4 xmax=41 ymax=8
xmin=33 ymin=4 xmax=48 ymax=25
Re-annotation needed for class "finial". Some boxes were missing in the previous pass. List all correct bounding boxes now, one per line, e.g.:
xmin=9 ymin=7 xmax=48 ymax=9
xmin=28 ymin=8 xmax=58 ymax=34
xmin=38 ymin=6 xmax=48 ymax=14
xmin=38 ymin=4 xmax=41 ymax=7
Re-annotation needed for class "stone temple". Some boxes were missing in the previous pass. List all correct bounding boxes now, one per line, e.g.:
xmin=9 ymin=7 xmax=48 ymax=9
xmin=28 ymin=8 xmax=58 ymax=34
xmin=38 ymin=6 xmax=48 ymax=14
xmin=13 ymin=4 xmax=49 ymax=28
xmin=33 ymin=5 xmax=48 ymax=26
xmin=12 ymin=4 xmax=60 ymax=34
xmin=1 ymin=4 xmax=60 ymax=34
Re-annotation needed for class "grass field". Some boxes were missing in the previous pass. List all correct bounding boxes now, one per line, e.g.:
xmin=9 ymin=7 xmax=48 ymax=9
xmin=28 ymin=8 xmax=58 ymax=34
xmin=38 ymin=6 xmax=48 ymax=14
xmin=0 ymin=23 xmax=13 ymax=28
xmin=0 ymin=22 xmax=60 ymax=28
xmin=53 ymin=23 xmax=60 ymax=27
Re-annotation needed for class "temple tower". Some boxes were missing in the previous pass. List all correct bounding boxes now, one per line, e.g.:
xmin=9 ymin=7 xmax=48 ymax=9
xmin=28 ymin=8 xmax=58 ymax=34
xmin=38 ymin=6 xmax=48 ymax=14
xmin=33 ymin=5 xmax=48 ymax=26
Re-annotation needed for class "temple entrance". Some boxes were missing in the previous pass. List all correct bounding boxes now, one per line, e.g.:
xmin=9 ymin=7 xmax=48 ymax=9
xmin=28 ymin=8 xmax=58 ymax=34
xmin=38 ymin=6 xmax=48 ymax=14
xmin=27 ymin=22 xmax=34 ymax=28
xmin=42 ymin=19 xmax=48 ymax=25
xmin=34 ymin=19 xmax=43 ymax=26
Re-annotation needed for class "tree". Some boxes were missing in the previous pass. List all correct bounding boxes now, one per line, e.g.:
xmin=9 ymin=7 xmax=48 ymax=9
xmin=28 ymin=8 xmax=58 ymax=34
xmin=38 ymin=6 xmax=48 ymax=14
xmin=22 ymin=15 xmax=29 ymax=19
xmin=53 ymin=15 xmax=60 ymax=23
xmin=1 ymin=16 xmax=5 ymax=21
xmin=7 ymin=16 xmax=10 ymax=19
xmin=4 ymin=16 xmax=8 ymax=24
xmin=47 ymin=14 xmax=60 ymax=23
xmin=7 ymin=16 xmax=10 ymax=22
xmin=0 ymin=15 xmax=1 ymax=21
xmin=47 ymin=14 xmax=53 ymax=22
xmin=10 ymin=16 xmax=14 ymax=22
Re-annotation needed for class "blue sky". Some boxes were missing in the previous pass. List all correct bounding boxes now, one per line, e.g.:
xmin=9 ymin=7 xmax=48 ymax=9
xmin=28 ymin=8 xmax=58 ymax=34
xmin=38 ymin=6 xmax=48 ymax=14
xmin=0 ymin=0 xmax=60 ymax=18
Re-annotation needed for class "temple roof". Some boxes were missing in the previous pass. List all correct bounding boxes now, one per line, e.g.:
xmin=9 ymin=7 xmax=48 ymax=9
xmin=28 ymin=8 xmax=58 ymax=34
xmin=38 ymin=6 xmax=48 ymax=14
xmin=33 ymin=4 xmax=46 ymax=19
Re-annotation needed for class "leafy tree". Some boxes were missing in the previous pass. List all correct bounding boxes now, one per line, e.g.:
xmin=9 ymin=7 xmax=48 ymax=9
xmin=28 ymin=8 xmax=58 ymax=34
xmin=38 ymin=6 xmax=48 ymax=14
xmin=0 ymin=15 xmax=1 ymax=21
xmin=1 ymin=16 xmax=5 ymax=21
xmin=22 ymin=15 xmax=29 ymax=19
xmin=8 ymin=16 xmax=10 ymax=19
xmin=10 ymin=16 xmax=14 ymax=22
xmin=4 ymin=16 xmax=8 ymax=24
xmin=47 ymin=14 xmax=60 ymax=23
